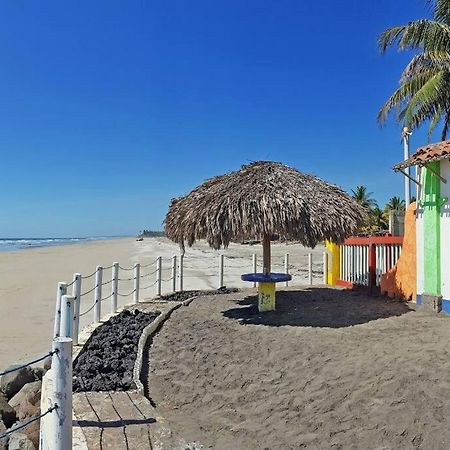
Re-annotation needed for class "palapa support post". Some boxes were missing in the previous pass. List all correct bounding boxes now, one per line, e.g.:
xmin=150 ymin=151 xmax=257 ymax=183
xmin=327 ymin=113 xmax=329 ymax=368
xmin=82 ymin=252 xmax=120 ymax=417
xmin=323 ymin=252 xmax=328 ymax=284
xmin=258 ymin=234 xmax=276 ymax=312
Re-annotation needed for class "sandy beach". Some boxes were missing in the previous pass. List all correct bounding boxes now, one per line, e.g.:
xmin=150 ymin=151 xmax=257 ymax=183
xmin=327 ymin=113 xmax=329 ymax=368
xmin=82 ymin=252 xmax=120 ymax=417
xmin=0 ymin=237 xmax=325 ymax=369
xmin=148 ymin=289 xmax=450 ymax=449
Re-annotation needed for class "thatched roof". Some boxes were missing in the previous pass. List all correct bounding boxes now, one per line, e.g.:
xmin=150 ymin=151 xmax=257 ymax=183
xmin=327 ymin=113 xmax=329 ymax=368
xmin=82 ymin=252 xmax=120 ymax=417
xmin=165 ymin=161 xmax=365 ymax=250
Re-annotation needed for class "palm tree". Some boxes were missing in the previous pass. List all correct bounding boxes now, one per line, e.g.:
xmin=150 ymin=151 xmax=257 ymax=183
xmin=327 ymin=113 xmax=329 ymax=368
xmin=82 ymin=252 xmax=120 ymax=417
xmin=351 ymin=186 xmax=378 ymax=210
xmin=370 ymin=207 xmax=389 ymax=231
xmin=378 ymin=0 xmax=450 ymax=139
xmin=384 ymin=196 xmax=406 ymax=211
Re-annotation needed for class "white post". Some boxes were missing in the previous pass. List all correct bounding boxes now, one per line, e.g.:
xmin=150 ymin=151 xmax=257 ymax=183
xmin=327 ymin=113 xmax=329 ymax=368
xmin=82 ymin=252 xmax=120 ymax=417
xmin=171 ymin=256 xmax=177 ymax=293
xmin=323 ymin=252 xmax=328 ymax=284
xmin=403 ymin=126 xmax=411 ymax=207
xmin=252 ymin=254 xmax=257 ymax=288
xmin=59 ymin=295 xmax=74 ymax=338
xmin=134 ymin=263 xmax=140 ymax=304
xmin=94 ymin=266 xmax=102 ymax=323
xmin=308 ymin=253 xmax=313 ymax=285
xmin=52 ymin=337 xmax=72 ymax=450
xmin=111 ymin=262 xmax=119 ymax=313
xmin=284 ymin=253 xmax=289 ymax=287
xmin=54 ymin=282 xmax=67 ymax=339
xmin=71 ymin=274 xmax=81 ymax=346
xmin=156 ymin=256 xmax=162 ymax=296
xmin=179 ymin=254 xmax=184 ymax=291
xmin=218 ymin=254 xmax=224 ymax=289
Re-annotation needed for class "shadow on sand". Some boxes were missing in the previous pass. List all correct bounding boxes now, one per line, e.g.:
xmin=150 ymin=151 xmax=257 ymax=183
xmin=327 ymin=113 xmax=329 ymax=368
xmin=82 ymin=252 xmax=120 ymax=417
xmin=222 ymin=288 xmax=413 ymax=328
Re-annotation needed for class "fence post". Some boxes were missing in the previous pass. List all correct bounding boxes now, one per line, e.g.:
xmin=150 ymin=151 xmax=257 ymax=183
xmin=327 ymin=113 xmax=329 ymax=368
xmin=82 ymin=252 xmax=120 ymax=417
xmin=111 ymin=262 xmax=119 ymax=313
xmin=308 ymin=253 xmax=313 ymax=285
xmin=323 ymin=252 xmax=328 ymax=284
xmin=54 ymin=282 xmax=67 ymax=339
xmin=179 ymin=254 xmax=184 ymax=291
xmin=59 ymin=295 xmax=74 ymax=338
xmin=284 ymin=253 xmax=289 ymax=287
xmin=252 ymin=254 xmax=257 ymax=287
xmin=171 ymin=256 xmax=177 ymax=293
xmin=134 ymin=263 xmax=140 ymax=304
xmin=94 ymin=266 xmax=102 ymax=323
xmin=52 ymin=336 xmax=73 ymax=450
xmin=156 ymin=257 xmax=162 ymax=296
xmin=72 ymin=274 xmax=81 ymax=346
xmin=218 ymin=254 xmax=224 ymax=289
xmin=368 ymin=242 xmax=376 ymax=293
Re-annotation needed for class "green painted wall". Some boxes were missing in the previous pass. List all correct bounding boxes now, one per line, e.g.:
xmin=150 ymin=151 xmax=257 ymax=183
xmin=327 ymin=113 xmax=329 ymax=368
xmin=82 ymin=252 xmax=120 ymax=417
xmin=422 ymin=161 xmax=441 ymax=295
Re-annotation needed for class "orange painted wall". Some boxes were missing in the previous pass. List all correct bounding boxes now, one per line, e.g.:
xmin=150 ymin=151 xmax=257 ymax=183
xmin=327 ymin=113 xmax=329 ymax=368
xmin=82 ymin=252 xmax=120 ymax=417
xmin=380 ymin=202 xmax=417 ymax=301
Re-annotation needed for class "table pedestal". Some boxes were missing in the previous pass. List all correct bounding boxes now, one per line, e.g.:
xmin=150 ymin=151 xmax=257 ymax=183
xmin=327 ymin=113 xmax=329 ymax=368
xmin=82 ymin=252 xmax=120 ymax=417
xmin=258 ymin=282 xmax=276 ymax=311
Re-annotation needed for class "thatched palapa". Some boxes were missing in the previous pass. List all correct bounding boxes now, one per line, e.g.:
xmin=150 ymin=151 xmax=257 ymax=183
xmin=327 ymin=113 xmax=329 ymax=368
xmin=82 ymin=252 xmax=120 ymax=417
xmin=165 ymin=161 xmax=365 ymax=251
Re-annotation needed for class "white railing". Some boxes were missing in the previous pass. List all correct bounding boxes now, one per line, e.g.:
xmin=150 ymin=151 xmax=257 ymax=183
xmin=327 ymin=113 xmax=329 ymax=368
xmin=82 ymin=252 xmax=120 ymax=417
xmin=339 ymin=237 xmax=403 ymax=288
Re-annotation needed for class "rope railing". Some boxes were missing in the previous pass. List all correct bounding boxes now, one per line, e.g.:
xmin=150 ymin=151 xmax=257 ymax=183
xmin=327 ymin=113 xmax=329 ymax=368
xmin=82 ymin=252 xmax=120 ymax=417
xmin=79 ymin=300 xmax=98 ymax=317
xmin=140 ymin=268 xmax=157 ymax=277
xmin=79 ymin=284 xmax=97 ymax=297
xmin=140 ymin=280 xmax=158 ymax=290
xmin=118 ymin=276 xmax=135 ymax=281
xmin=118 ymin=264 xmax=135 ymax=271
xmin=117 ymin=288 xmax=136 ymax=297
xmin=0 ymin=350 xmax=56 ymax=377
xmin=140 ymin=258 xmax=158 ymax=268
xmin=81 ymin=269 xmax=97 ymax=280
xmin=0 ymin=405 xmax=57 ymax=439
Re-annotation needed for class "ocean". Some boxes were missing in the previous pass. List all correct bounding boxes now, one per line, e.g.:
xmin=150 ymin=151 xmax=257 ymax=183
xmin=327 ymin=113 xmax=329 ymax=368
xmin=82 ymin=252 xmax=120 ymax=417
xmin=0 ymin=237 xmax=114 ymax=252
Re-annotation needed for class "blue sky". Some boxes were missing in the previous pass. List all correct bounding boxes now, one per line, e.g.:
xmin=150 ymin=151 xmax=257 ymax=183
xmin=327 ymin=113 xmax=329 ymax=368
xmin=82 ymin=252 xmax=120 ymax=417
xmin=0 ymin=0 xmax=432 ymax=237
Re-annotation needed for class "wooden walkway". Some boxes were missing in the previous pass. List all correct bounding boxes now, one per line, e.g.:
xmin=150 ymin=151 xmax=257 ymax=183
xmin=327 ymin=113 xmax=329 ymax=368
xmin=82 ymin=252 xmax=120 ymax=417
xmin=73 ymin=391 xmax=180 ymax=449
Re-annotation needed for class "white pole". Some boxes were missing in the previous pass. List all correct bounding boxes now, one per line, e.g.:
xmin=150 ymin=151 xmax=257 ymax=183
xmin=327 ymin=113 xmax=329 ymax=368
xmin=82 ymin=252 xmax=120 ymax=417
xmin=59 ymin=295 xmax=74 ymax=338
xmin=284 ymin=253 xmax=289 ymax=287
xmin=54 ymin=282 xmax=67 ymax=339
xmin=308 ymin=253 xmax=313 ymax=285
xmin=403 ymin=126 xmax=411 ymax=207
xmin=111 ymin=262 xmax=119 ymax=313
xmin=71 ymin=274 xmax=81 ymax=346
xmin=134 ymin=263 xmax=140 ymax=304
xmin=179 ymin=254 xmax=184 ymax=291
xmin=218 ymin=254 xmax=224 ymax=289
xmin=156 ymin=256 xmax=162 ymax=296
xmin=171 ymin=256 xmax=177 ymax=293
xmin=323 ymin=252 xmax=328 ymax=284
xmin=94 ymin=265 xmax=102 ymax=323
xmin=52 ymin=337 xmax=72 ymax=450
xmin=252 ymin=254 xmax=257 ymax=288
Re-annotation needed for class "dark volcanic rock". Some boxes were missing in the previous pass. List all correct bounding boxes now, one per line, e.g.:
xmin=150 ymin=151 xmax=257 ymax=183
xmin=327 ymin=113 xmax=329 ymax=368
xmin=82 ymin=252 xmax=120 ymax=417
xmin=73 ymin=309 xmax=159 ymax=392
xmin=161 ymin=287 xmax=239 ymax=303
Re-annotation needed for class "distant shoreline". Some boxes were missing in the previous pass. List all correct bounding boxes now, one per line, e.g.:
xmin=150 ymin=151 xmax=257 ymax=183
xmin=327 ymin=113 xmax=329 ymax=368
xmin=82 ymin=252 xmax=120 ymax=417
xmin=0 ymin=235 xmax=132 ymax=252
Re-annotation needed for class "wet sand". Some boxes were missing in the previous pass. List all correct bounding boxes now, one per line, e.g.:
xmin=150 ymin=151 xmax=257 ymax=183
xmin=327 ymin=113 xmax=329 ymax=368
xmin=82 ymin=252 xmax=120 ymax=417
xmin=148 ymin=288 xmax=450 ymax=449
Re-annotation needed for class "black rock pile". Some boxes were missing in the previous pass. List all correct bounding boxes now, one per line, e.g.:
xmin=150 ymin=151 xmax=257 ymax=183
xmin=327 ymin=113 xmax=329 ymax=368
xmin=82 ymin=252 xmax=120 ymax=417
xmin=73 ymin=309 xmax=159 ymax=392
xmin=161 ymin=287 xmax=239 ymax=302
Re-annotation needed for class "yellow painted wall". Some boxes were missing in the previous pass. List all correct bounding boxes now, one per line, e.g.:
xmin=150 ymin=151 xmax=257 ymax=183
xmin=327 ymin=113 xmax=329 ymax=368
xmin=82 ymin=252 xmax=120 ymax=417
xmin=326 ymin=241 xmax=340 ymax=285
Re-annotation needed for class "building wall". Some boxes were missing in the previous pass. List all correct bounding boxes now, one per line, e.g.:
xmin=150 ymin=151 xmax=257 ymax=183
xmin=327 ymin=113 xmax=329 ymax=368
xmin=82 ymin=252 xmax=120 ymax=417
xmin=416 ymin=176 xmax=424 ymax=303
xmin=440 ymin=159 xmax=450 ymax=302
